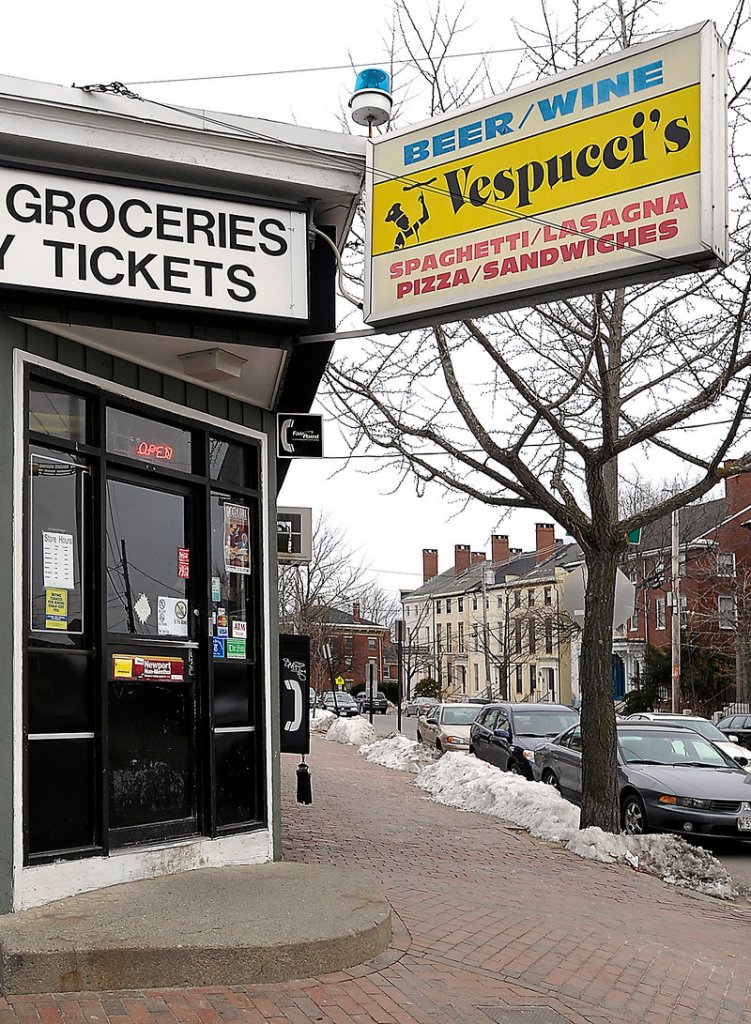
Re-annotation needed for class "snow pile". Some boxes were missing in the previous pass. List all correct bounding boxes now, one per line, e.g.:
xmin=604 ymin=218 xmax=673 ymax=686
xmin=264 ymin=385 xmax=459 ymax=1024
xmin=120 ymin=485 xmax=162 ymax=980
xmin=568 ymin=829 xmax=738 ymax=900
xmin=416 ymin=753 xmax=579 ymax=842
xmin=310 ymin=710 xmax=336 ymax=735
xmin=326 ymin=716 xmax=377 ymax=746
xmin=415 ymin=753 xmax=738 ymax=900
xmin=360 ymin=734 xmax=440 ymax=773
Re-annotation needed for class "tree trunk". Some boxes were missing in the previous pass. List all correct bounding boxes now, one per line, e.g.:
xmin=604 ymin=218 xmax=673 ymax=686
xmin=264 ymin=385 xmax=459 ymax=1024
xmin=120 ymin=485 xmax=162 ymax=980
xmin=579 ymin=550 xmax=620 ymax=833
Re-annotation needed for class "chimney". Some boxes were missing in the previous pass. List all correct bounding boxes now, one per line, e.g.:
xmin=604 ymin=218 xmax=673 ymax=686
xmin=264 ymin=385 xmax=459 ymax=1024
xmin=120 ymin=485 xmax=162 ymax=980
xmin=352 ymin=601 xmax=361 ymax=623
xmin=492 ymin=534 xmax=510 ymax=564
xmin=471 ymin=551 xmax=486 ymax=564
xmin=723 ymin=459 xmax=751 ymax=515
xmin=535 ymin=523 xmax=556 ymax=563
xmin=455 ymin=544 xmax=471 ymax=576
xmin=422 ymin=548 xmax=438 ymax=583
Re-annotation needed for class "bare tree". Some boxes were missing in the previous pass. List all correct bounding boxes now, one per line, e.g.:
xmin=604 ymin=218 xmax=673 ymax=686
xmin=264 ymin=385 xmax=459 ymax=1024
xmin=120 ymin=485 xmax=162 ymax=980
xmin=326 ymin=0 xmax=751 ymax=831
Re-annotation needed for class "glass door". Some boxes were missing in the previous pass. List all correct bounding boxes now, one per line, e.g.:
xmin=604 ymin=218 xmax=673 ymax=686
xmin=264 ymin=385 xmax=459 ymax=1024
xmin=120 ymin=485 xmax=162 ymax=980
xmin=104 ymin=473 xmax=200 ymax=846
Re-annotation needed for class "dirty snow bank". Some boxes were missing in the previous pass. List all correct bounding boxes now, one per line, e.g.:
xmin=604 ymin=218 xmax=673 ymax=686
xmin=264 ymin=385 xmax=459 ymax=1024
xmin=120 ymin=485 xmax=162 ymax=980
xmin=360 ymin=734 xmax=440 ymax=773
xmin=311 ymin=709 xmax=336 ymax=735
xmin=415 ymin=753 xmax=737 ymax=900
xmin=326 ymin=716 xmax=377 ymax=746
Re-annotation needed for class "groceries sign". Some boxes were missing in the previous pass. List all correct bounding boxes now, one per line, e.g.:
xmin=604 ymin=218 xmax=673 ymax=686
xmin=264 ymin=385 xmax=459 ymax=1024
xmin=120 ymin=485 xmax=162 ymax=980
xmin=0 ymin=168 xmax=309 ymax=321
xmin=364 ymin=23 xmax=727 ymax=328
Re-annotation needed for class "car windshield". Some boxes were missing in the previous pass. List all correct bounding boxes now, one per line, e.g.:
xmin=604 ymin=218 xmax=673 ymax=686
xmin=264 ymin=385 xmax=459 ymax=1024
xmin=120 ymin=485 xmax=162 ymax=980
xmin=618 ymin=730 xmax=737 ymax=768
xmin=442 ymin=706 xmax=482 ymax=726
xmin=326 ymin=693 xmax=355 ymax=704
xmin=512 ymin=710 xmax=579 ymax=737
xmin=654 ymin=718 xmax=727 ymax=743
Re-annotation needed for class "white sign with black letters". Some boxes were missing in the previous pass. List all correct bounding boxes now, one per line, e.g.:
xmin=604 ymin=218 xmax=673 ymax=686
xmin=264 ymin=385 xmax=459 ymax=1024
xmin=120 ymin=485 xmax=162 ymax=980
xmin=0 ymin=167 xmax=309 ymax=320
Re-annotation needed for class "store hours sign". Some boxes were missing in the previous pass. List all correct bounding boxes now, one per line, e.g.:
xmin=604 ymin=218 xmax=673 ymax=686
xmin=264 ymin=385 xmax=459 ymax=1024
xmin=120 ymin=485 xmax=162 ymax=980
xmin=0 ymin=168 xmax=309 ymax=321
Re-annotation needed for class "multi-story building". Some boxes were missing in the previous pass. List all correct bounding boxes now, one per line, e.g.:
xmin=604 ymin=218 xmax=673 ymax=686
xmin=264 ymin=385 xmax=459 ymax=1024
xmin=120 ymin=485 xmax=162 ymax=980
xmin=615 ymin=462 xmax=751 ymax=709
xmin=402 ymin=526 xmax=581 ymax=705
xmin=309 ymin=601 xmax=391 ymax=694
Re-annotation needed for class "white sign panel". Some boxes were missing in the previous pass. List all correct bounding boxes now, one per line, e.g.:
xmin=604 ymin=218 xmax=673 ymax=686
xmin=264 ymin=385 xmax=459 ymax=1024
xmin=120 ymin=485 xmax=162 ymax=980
xmin=365 ymin=22 xmax=727 ymax=328
xmin=42 ymin=531 xmax=74 ymax=590
xmin=0 ymin=168 xmax=309 ymax=320
xmin=157 ymin=596 xmax=189 ymax=637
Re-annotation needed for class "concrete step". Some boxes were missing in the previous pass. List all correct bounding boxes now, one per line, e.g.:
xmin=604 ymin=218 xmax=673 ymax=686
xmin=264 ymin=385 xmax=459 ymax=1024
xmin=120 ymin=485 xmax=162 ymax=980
xmin=0 ymin=863 xmax=392 ymax=994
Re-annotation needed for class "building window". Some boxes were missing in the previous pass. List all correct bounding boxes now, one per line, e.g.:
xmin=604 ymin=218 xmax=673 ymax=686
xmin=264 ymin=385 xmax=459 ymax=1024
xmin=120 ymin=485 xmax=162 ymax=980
xmin=514 ymin=620 xmax=522 ymax=654
xmin=529 ymin=665 xmax=537 ymax=692
xmin=447 ymin=663 xmax=453 ymax=687
xmin=437 ymin=624 xmax=442 ymax=650
xmin=680 ymin=594 xmax=688 ymax=626
xmin=528 ymin=619 xmax=536 ymax=654
xmin=460 ymin=666 xmax=466 ymax=693
xmin=436 ymin=600 xmax=442 ymax=614
xmin=458 ymin=623 xmax=465 ymax=653
xmin=679 ymin=551 xmax=686 ymax=577
xmin=719 ymin=595 xmax=736 ymax=630
xmin=497 ymin=595 xmax=503 ymax=609
xmin=544 ymin=619 xmax=553 ymax=655
xmin=446 ymin=625 xmax=453 ymax=652
xmin=629 ymin=603 xmax=639 ymax=632
xmin=528 ymin=589 xmax=535 ymax=607
xmin=368 ymin=637 xmax=376 ymax=650
xmin=544 ymin=587 xmax=552 ymax=606
xmin=446 ymin=599 xmax=452 ymax=613
xmin=655 ymin=598 xmax=666 ymax=630
xmin=473 ymin=664 xmax=479 ymax=691
xmin=458 ymin=597 xmax=464 ymax=612
xmin=718 ymin=552 xmax=736 ymax=577
xmin=472 ymin=623 xmax=479 ymax=652
xmin=472 ymin=595 xmax=478 ymax=611
xmin=515 ymin=665 xmax=523 ymax=694
xmin=514 ymin=591 xmax=521 ymax=609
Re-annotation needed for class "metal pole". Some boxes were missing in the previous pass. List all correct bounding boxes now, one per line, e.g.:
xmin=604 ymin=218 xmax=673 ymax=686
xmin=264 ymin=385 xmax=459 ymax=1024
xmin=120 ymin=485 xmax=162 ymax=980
xmin=482 ymin=568 xmax=492 ymax=698
xmin=368 ymin=661 xmax=374 ymax=725
xmin=322 ymin=644 xmax=338 ymax=713
xmin=396 ymin=619 xmax=403 ymax=733
xmin=671 ymin=509 xmax=681 ymax=712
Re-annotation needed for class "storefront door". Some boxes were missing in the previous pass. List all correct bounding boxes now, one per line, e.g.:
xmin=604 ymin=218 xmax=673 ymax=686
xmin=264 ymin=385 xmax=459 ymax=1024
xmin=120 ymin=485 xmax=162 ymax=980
xmin=104 ymin=474 xmax=200 ymax=846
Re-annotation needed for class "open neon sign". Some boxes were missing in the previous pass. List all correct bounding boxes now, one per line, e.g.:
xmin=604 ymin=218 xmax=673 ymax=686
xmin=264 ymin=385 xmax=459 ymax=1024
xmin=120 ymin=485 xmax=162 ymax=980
xmin=133 ymin=440 xmax=174 ymax=461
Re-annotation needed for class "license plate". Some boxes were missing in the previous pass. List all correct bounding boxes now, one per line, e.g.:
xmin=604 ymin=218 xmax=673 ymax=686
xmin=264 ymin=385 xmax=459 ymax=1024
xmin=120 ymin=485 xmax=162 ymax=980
xmin=738 ymin=817 xmax=751 ymax=831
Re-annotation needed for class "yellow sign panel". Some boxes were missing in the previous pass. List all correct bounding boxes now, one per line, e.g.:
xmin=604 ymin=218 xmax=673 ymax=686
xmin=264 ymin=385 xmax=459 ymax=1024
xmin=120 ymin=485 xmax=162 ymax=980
xmin=371 ymin=85 xmax=700 ymax=257
xmin=44 ymin=587 xmax=68 ymax=630
xmin=364 ymin=23 xmax=727 ymax=328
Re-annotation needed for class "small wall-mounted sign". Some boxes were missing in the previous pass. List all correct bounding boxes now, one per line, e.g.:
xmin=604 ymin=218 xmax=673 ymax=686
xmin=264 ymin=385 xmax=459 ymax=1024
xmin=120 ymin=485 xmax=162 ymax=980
xmin=277 ymin=415 xmax=323 ymax=459
xmin=112 ymin=654 xmax=185 ymax=681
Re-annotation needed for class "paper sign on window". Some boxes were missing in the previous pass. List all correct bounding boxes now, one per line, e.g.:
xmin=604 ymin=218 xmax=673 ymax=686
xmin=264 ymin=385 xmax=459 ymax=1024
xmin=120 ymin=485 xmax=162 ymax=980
xmin=42 ymin=531 xmax=74 ymax=589
xmin=223 ymin=504 xmax=251 ymax=575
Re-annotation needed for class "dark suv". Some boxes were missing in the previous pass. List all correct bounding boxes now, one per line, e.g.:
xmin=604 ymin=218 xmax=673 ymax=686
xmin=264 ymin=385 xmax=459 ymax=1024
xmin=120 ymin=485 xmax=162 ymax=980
xmin=469 ymin=702 xmax=579 ymax=779
xmin=717 ymin=714 xmax=751 ymax=750
xmin=358 ymin=690 xmax=388 ymax=714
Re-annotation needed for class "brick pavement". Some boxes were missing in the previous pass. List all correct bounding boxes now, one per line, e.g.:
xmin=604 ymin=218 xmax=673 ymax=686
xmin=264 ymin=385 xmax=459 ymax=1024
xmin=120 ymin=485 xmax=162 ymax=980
xmin=2 ymin=737 xmax=751 ymax=1023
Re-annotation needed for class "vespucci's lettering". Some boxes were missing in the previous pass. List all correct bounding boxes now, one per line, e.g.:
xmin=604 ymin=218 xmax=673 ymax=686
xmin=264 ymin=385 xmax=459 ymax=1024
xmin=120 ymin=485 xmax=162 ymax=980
xmin=444 ymin=109 xmax=691 ymax=213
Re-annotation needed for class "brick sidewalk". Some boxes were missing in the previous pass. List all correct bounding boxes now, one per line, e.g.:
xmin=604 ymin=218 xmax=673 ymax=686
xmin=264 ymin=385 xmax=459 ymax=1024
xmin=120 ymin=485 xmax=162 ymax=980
xmin=3 ymin=737 xmax=751 ymax=1024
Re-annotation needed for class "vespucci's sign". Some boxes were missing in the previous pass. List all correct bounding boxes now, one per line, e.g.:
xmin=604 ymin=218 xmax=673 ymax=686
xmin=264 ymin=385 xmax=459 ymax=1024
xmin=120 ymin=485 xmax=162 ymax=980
xmin=364 ymin=22 xmax=727 ymax=328
xmin=0 ymin=168 xmax=308 ymax=321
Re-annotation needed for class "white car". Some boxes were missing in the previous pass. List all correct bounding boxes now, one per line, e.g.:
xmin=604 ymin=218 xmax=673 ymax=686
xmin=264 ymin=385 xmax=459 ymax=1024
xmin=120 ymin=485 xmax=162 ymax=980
xmin=627 ymin=713 xmax=751 ymax=771
xmin=416 ymin=702 xmax=483 ymax=753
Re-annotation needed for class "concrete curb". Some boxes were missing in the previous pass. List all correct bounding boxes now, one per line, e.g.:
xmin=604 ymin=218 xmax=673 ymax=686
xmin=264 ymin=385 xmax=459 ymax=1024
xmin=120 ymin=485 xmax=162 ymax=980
xmin=0 ymin=863 xmax=392 ymax=993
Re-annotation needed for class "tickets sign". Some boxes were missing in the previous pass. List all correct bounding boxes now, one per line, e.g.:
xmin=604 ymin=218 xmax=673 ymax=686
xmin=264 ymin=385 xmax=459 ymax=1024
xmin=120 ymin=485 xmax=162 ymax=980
xmin=0 ymin=168 xmax=309 ymax=321
xmin=364 ymin=23 xmax=727 ymax=328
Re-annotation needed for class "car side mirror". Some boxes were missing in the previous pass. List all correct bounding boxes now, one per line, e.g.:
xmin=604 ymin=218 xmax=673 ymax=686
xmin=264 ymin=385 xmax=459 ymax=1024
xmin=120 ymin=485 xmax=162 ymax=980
xmin=734 ymin=755 xmax=749 ymax=767
xmin=729 ymin=734 xmax=740 ymax=743
xmin=493 ymin=729 xmax=510 ymax=741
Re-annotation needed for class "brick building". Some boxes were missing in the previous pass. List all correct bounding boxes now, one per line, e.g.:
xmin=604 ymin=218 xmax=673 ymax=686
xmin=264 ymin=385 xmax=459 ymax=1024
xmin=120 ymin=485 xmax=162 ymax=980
xmin=311 ymin=602 xmax=391 ymax=694
xmin=615 ymin=463 xmax=751 ymax=709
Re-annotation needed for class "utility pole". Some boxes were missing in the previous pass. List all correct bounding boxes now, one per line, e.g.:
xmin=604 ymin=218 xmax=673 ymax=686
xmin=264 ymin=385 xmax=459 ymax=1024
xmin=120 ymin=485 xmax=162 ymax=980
xmin=671 ymin=509 xmax=681 ymax=712
xmin=481 ymin=567 xmax=493 ymax=699
xmin=396 ymin=618 xmax=403 ymax=733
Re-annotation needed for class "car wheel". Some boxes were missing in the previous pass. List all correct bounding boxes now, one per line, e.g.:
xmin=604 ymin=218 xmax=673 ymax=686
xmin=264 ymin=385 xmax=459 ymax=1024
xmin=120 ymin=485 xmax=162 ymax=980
xmin=507 ymin=761 xmax=521 ymax=774
xmin=416 ymin=731 xmax=422 ymax=743
xmin=436 ymin=739 xmax=443 ymax=753
xmin=542 ymin=770 xmax=560 ymax=790
xmin=621 ymin=792 xmax=649 ymax=835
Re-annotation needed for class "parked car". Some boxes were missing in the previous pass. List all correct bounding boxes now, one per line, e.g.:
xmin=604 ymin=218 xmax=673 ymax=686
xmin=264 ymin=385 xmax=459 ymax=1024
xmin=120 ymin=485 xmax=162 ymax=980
xmin=469 ymin=702 xmax=580 ymax=779
xmin=404 ymin=696 xmax=439 ymax=717
xmin=416 ymin=702 xmax=483 ymax=752
xmin=534 ymin=722 xmax=751 ymax=837
xmin=627 ymin=713 xmax=751 ymax=770
xmin=716 ymin=714 xmax=751 ymax=750
xmin=321 ymin=691 xmax=359 ymax=717
xmin=357 ymin=690 xmax=388 ymax=714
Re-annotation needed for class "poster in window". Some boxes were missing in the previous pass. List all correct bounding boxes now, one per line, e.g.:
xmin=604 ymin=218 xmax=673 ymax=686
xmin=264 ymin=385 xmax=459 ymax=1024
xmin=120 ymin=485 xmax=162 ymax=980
xmin=42 ymin=530 xmax=75 ymax=589
xmin=223 ymin=503 xmax=251 ymax=575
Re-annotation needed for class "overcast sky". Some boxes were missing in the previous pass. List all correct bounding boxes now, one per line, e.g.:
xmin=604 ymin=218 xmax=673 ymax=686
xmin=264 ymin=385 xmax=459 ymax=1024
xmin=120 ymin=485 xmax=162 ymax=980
xmin=3 ymin=0 xmax=735 ymax=600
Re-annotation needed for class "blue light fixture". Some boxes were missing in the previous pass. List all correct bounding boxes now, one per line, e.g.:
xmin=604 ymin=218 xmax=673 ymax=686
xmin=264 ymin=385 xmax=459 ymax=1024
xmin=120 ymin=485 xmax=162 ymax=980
xmin=350 ymin=67 xmax=393 ymax=130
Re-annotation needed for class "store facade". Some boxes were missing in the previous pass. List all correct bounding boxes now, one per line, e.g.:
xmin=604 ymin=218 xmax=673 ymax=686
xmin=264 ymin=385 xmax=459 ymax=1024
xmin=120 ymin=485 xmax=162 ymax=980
xmin=0 ymin=75 xmax=364 ymax=913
